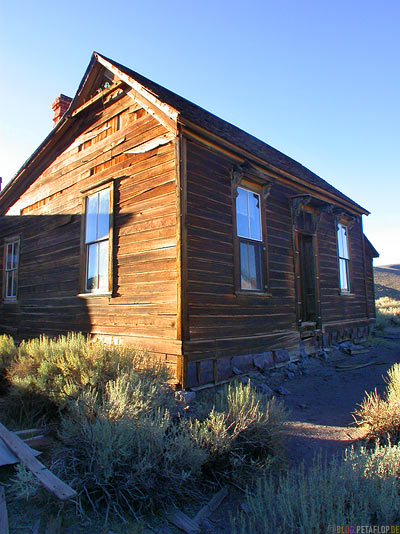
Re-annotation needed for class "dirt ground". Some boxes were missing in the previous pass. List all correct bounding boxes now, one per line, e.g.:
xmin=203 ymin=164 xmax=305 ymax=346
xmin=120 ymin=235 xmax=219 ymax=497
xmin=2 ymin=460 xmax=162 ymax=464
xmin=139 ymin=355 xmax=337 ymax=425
xmin=3 ymin=335 xmax=400 ymax=533
xmin=162 ymin=335 xmax=400 ymax=534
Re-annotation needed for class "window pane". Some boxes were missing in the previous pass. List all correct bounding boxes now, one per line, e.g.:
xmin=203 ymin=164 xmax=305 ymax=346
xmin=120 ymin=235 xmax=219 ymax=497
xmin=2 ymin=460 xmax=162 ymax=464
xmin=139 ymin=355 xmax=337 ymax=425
xmin=6 ymin=271 xmax=15 ymax=298
xmin=12 ymin=241 xmax=19 ymax=269
xmin=337 ymin=224 xmax=350 ymax=260
xmin=240 ymin=241 xmax=251 ymax=289
xmin=85 ymin=194 xmax=98 ymax=244
xmin=248 ymin=192 xmax=261 ymax=241
xmin=236 ymin=188 xmax=249 ymax=238
xmin=98 ymin=240 xmax=109 ymax=290
xmin=86 ymin=243 xmax=99 ymax=290
xmin=341 ymin=226 xmax=349 ymax=259
xmin=97 ymin=189 xmax=110 ymax=241
xmin=240 ymin=241 xmax=263 ymax=291
xmin=339 ymin=258 xmax=349 ymax=292
xmin=6 ymin=243 xmax=13 ymax=271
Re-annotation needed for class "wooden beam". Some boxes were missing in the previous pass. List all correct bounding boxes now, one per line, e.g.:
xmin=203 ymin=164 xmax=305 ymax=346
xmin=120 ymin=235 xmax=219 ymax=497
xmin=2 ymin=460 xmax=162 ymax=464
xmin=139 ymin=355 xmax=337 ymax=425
xmin=69 ymin=81 xmax=125 ymax=118
xmin=0 ymin=423 xmax=76 ymax=501
xmin=0 ymin=487 xmax=8 ymax=534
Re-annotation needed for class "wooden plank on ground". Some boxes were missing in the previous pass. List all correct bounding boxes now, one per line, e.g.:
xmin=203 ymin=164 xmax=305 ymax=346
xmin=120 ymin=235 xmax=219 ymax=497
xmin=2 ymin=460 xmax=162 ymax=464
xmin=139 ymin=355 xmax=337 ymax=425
xmin=0 ymin=423 xmax=76 ymax=501
xmin=0 ymin=486 xmax=9 ymax=534
xmin=194 ymin=486 xmax=229 ymax=525
xmin=166 ymin=511 xmax=200 ymax=534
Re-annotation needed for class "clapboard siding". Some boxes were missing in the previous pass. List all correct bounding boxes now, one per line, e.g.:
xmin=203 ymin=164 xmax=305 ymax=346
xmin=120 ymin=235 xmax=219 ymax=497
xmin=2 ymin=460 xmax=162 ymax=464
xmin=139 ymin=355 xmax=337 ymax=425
xmin=0 ymin=90 xmax=179 ymax=361
xmin=184 ymin=139 xmax=298 ymax=350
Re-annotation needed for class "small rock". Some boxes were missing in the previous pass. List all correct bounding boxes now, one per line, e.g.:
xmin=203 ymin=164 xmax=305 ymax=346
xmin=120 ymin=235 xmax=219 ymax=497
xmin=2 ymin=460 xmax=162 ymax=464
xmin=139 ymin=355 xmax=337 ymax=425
xmin=175 ymin=390 xmax=196 ymax=404
xmin=302 ymin=368 xmax=310 ymax=375
xmin=287 ymin=362 xmax=298 ymax=372
xmin=232 ymin=366 xmax=242 ymax=375
xmin=298 ymin=403 xmax=307 ymax=409
xmin=248 ymin=371 xmax=264 ymax=380
xmin=276 ymin=386 xmax=291 ymax=395
xmin=256 ymin=383 xmax=274 ymax=396
xmin=286 ymin=371 xmax=295 ymax=380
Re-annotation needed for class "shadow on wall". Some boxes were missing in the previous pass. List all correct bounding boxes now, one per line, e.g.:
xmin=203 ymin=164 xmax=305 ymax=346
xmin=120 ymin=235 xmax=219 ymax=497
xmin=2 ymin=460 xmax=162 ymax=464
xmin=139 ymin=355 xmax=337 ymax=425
xmin=0 ymin=214 xmax=94 ymax=340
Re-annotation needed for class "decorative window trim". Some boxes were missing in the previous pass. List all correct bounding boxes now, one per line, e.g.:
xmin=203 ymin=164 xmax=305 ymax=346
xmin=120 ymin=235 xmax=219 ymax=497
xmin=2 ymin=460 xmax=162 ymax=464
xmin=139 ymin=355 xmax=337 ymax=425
xmin=2 ymin=236 xmax=20 ymax=302
xmin=80 ymin=182 xmax=114 ymax=296
xmin=231 ymin=162 xmax=272 ymax=295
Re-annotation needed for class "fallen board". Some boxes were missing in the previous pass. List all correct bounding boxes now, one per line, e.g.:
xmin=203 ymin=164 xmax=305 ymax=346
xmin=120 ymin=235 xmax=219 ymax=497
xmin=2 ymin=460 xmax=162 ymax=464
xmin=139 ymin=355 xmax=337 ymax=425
xmin=0 ymin=435 xmax=41 ymax=467
xmin=0 ymin=422 xmax=76 ymax=501
xmin=0 ymin=486 xmax=9 ymax=534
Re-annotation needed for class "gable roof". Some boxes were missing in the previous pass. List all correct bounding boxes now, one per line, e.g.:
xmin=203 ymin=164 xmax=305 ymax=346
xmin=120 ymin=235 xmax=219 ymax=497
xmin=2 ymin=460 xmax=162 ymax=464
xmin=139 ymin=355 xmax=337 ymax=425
xmin=0 ymin=52 xmax=368 ymax=215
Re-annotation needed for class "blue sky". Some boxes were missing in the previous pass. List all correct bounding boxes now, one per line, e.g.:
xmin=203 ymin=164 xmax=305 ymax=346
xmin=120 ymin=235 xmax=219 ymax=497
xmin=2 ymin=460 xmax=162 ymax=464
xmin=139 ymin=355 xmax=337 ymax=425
xmin=0 ymin=0 xmax=399 ymax=265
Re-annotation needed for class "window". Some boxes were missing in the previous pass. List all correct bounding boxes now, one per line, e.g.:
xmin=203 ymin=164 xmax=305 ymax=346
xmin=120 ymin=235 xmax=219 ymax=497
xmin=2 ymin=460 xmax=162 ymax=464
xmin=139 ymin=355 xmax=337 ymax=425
xmin=337 ymin=223 xmax=350 ymax=293
xmin=3 ymin=237 xmax=20 ymax=300
xmin=236 ymin=187 xmax=264 ymax=291
xmin=84 ymin=188 xmax=111 ymax=293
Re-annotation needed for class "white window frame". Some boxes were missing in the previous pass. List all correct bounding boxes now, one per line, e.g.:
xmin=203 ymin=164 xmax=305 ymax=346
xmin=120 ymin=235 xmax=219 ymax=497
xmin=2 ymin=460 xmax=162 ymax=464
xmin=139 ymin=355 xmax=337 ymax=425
xmin=337 ymin=223 xmax=351 ymax=293
xmin=235 ymin=186 xmax=265 ymax=291
xmin=3 ymin=236 xmax=20 ymax=301
xmin=82 ymin=186 xmax=113 ymax=295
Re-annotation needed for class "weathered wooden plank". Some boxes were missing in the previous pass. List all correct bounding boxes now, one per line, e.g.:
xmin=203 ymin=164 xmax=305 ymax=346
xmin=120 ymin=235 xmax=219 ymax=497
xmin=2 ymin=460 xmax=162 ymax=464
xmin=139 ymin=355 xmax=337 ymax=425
xmin=0 ymin=486 xmax=8 ymax=534
xmin=0 ymin=423 xmax=76 ymax=500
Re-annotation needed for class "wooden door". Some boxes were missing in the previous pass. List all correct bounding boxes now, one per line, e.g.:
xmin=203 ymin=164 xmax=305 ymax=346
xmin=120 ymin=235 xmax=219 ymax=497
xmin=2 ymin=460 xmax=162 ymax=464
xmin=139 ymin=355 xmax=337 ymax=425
xmin=298 ymin=233 xmax=317 ymax=322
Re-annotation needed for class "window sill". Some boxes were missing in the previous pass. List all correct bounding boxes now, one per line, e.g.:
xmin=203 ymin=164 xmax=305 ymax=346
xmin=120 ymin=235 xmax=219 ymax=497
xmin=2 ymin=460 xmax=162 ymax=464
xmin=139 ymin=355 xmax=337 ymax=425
xmin=2 ymin=299 xmax=18 ymax=304
xmin=339 ymin=292 xmax=356 ymax=297
xmin=235 ymin=290 xmax=272 ymax=298
xmin=77 ymin=292 xmax=113 ymax=299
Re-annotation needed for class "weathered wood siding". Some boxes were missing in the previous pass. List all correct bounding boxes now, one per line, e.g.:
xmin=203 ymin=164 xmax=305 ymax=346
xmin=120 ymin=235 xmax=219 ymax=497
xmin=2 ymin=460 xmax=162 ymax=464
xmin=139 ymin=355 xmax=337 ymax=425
xmin=364 ymin=249 xmax=376 ymax=320
xmin=0 ymin=88 xmax=180 ymax=373
xmin=318 ymin=215 xmax=369 ymax=325
xmin=183 ymin=139 xmax=300 ymax=384
xmin=182 ymin=137 xmax=371 ymax=385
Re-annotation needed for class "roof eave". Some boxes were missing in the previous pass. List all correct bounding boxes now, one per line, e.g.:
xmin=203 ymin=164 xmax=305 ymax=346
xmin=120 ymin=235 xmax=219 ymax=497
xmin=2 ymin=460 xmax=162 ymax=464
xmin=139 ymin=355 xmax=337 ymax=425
xmin=178 ymin=117 xmax=369 ymax=216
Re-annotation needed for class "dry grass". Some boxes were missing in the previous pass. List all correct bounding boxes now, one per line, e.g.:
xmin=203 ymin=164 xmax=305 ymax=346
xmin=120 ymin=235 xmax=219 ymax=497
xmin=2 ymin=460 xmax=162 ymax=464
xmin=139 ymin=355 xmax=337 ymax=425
xmin=353 ymin=363 xmax=400 ymax=442
xmin=0 ymin=334 xmax=17 ymax=374
xmin=231 ymin=444 xmax=400 ymax=533
xmin=375 ymin=296 xmax=400 ymax=330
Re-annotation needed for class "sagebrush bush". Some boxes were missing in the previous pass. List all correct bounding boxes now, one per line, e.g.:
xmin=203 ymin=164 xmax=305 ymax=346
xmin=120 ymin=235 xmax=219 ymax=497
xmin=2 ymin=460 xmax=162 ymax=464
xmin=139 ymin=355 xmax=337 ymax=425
xmin=231 ymin=444 xmax=400 ymax=533
xmin=5 ymin=332 xmax=171 ymax=422
xmin=354 ymin=363 xmax=400 ymax=442
xmin=8 ymin=334 xmax=287 ymax=519
xmin=52 ymin=389 xmax=206 ymax=517
xmin=375 ymin=297 xmax=400 ymax=330
xmin=190 ymin=381 xmax=287 ymax=480
xmin=0 ymin=334 xmax=17 ymax=374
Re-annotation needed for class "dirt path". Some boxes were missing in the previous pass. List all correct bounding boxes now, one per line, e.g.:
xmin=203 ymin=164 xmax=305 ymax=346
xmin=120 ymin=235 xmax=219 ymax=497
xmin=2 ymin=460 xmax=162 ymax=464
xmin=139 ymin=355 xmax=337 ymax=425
xmin=280 ymin=338 xmax=400 ymax=466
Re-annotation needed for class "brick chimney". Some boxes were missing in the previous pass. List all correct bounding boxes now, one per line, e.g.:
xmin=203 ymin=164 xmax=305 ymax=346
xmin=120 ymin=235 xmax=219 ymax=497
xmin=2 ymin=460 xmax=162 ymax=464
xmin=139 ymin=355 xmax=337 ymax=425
xmin=52 ymin=94 xmax=72 ymax=126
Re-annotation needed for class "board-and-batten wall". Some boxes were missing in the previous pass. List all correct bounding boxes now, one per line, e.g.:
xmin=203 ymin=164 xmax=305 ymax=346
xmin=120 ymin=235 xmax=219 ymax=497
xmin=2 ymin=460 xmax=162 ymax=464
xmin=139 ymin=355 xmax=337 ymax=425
xmin=0 ymin=90 xmax=181 ymax=377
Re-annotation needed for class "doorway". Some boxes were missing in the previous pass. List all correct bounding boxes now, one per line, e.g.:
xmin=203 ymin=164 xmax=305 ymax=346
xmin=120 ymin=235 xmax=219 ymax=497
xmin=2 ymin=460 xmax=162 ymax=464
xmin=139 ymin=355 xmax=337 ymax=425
xmin=298 ymin=233 xmax=317 ymax=323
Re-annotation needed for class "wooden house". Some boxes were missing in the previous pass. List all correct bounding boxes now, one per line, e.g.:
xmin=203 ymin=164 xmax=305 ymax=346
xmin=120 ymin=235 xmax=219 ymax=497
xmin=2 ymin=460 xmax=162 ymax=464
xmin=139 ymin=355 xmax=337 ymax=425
xmin=0 ymin=53 xmax=378 ymax=388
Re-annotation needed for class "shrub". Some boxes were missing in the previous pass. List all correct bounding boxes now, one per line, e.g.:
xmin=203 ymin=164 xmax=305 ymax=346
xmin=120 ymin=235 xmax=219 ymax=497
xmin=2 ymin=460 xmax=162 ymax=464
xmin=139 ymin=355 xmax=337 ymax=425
xmin=190 ymin=381 xmax=287 ymax=481
xmin=8 ymin=335 xmax=287 ymax=519
xmin=354 ymin=363 xmax=400 ymax=442
xmin=0 ymin=334 xmax=17 ymax=374
xmin=6 ymin=333 xmax=171 ymax=421
xmin=375 ymin=297 xmax=400 ymax=330
xmin=231 ymin=444 xmax=400 ymax=533
xmin=39 ymin=382 xmax=205 ymax=517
